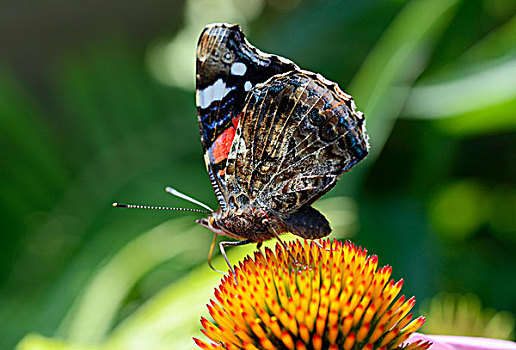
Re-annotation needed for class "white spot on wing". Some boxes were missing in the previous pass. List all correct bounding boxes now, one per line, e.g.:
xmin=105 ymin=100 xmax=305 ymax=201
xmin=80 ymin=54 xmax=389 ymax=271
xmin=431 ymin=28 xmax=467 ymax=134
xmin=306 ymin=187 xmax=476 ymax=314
xmin=231 ymin=62 xmax=247 ymax=76
xmin=198 ymin=78 xmax=234 ymax=109
xmin=244 ymin=81 xmax=252 ymax=91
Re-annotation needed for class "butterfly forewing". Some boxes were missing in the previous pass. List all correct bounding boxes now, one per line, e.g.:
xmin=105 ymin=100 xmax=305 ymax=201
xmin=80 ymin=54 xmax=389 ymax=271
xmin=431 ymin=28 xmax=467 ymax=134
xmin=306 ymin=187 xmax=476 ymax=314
xmin=196 ymin=23 xmax=298 ymax=208
xmin=225 ymin=71 xmax=369 ymax=213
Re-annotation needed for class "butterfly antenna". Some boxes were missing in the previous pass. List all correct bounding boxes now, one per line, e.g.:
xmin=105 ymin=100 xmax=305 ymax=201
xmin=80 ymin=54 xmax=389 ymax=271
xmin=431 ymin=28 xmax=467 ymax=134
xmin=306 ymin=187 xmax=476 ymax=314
xmin=112 ymin=202 xmax=210 ymax=214
xmin=165 ymin=186 xmax=214 ymax=212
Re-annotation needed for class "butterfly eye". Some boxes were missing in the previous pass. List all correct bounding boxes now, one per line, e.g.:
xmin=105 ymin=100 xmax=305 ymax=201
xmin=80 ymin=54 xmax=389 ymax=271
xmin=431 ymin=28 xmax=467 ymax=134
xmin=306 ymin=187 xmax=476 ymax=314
xmin=208 ymin=216 xmax=219 ymax=228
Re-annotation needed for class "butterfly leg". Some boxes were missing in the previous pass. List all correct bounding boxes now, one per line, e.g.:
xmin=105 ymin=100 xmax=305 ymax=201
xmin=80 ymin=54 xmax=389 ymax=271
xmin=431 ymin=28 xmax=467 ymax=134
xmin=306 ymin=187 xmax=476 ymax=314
xmin=219 ymin=239 xmax=255 ymax=284
xmin=311 ymin=239 xmax=332 ymax=251
xmin=207 ymin=233 xmax=226 ymax=274
xmin=312 ymin=239 xmax=324 ymax=249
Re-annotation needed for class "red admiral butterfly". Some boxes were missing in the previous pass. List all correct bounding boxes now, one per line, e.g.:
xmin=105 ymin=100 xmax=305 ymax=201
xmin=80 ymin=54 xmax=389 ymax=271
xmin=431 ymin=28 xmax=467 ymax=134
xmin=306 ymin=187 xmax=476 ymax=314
xmin=195 ymin=24 xmax=369 ymax=273
xmin=115 ymin=23 xmax=369 ymax=278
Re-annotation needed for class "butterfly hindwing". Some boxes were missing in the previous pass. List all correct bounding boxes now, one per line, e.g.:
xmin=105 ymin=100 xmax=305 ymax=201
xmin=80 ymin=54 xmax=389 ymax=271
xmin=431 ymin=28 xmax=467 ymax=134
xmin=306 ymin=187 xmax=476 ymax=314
xmin=225 ymin=71 xmax=369 ymax=213
xmin=194 ymin=23 xmax=370 ymax=247
xmin=196 ymin=23 xmax=298 ymax=208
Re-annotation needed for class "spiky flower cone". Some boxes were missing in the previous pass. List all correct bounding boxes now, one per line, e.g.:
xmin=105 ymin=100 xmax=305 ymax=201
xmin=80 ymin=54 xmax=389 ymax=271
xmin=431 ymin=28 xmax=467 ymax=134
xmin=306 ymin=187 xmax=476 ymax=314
xmin=195 ymin=239 xmax=430 ymax=350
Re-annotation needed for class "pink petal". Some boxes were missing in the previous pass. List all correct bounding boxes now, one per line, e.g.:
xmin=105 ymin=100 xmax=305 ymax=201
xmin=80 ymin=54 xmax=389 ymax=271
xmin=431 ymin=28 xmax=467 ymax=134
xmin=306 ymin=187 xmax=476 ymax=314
xmin=405 ymin=333 xmax=516 ymax=350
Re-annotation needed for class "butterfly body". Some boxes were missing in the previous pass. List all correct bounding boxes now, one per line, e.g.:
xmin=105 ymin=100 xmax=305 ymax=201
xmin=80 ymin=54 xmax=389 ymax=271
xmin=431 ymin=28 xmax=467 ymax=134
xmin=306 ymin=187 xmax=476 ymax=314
xmin=195 ymin=23 xmax=369 ymax=246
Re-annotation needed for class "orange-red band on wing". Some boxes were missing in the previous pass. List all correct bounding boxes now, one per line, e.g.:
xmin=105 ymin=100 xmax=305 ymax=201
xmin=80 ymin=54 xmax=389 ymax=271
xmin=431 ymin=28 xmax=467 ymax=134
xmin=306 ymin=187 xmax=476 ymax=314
xmin=209 ymin=116 xmax=240 ymax=164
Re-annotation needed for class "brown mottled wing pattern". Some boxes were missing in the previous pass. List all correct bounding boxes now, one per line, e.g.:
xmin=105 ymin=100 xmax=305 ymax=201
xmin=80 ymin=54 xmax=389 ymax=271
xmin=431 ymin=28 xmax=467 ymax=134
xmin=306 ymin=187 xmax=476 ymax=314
xmin=225 ymin=71 xmax=369 ymax=214
xmin=196 ymin=23 xmax=297 ymax=209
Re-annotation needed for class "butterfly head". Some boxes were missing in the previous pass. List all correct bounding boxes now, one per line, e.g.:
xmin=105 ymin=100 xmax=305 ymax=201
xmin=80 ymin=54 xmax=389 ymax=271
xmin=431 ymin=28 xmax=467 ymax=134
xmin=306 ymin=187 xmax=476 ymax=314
xmin=196 ymin=213 xmax=229 ymax=236
xmin=196 ymin=207 xmax=275 ymax=242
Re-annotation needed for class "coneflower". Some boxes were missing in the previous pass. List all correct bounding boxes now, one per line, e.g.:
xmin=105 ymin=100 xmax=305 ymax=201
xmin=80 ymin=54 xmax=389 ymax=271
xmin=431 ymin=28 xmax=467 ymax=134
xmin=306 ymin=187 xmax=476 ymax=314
xmin=194 ymin=239 xmax=429 ymax=350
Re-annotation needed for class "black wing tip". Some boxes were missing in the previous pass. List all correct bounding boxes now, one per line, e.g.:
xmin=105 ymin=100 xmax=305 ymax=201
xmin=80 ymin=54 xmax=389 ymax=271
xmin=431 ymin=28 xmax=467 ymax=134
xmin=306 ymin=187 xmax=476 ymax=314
xmin=200 ymin=23 xmax=243 ymax=36
xmin=197 ymin=23 xmax=245 ymax=57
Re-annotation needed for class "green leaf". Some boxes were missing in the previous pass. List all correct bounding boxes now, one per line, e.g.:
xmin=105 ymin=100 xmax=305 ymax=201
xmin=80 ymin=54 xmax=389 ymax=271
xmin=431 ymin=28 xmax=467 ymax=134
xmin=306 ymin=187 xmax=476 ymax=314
xmin=460 ymin=14 xmax=516 ymax=65
xmin=59 ymin=218 xmax=211 ymax=344
xmin=16 ymin=334 xmax=101 ymax=350
xmin=402 ymin=14 xmax=516 ymax=136
xmin=349 ymin=0 xmax=460 ymax=159
xmin=0 ymin=68 xmax=69 ymax=208
xmin=104 ymin=239 xmax=292 ymax=349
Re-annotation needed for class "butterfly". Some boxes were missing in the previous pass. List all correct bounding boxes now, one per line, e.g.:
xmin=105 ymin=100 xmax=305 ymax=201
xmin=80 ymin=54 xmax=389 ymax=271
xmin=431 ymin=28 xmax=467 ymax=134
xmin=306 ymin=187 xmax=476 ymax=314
xmin=194 ymin=23 xmax=369 ymax=275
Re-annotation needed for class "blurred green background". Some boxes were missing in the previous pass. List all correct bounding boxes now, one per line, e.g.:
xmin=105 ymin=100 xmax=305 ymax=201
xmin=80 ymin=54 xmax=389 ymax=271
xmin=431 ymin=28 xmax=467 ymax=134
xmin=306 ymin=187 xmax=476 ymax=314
xmin=1 ymin=0 xmax=515 ymax=349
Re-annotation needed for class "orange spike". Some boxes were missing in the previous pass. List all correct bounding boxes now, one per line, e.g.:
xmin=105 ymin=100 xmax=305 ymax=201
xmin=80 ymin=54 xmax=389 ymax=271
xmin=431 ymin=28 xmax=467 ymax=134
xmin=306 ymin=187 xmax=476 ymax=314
xmin=193 ymin=337 xmax=217 ymax=350
xmin=315 ymin=315 xmax=326 ymax=336
xmin=288 ymin=314 xmax=299 ymax=335
xmin=353 ymin=304 xmax=365 ymax=325
xmin=342 ymin=313 xmax=353 ymax=335
xmin=277 ymin=308 xmax=291 ymax=330
xmin=233 ymin=325 xmax=253 ymax=344
xmin=221 ymin=325 xmax=243 ymax=346
xmin=298 ymin=323 xmax=310 ymax=344
xmin=266 ymin=316 xmax=282 ymax=339
xmin=242 ymin=343 xmax=261 ymax=350
xmin=380 ymin=328 xmax=399 ymax=347
xmin=344 ymin=332 xmax=356 ymax=350
xmin=327 ymin=310 xmax=339 ymax=328
xmin=200 ymin=318 xmax=219 ymax=342
xmin=363 ymin=302 xmax=376 ymax=325
xmin=377 ymin=309 xmax=394 ymax=329
xmin=369 ymin=323 xmax=385 ymax=343
xmin=404 ymin=316 xmax=426 ymax=333
xmin=396 ymin=312 xmax=413 ymax=331
xmin=249 ymin=319 xmax=266 ymax=339
xmin=391 ymin=331 xmax=412 ymax=348
xmin=328 ymin=325 xmax=339 ymax=344
xmin=312 ymin=334 xmax=322 ymax=350
xmin=258 ymin=337 xmax=276 ymax=350
xmin=356 ymin=322 xmax=370 ymax=342
xmin=295 ymin=340 xmax=307 ymax=350
xmin=281 ymin=331 xmax=295 ymax=350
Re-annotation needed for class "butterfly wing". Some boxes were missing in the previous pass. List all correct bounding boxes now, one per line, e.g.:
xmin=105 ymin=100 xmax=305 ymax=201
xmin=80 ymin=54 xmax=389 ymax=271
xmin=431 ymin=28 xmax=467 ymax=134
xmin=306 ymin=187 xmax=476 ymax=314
xmin=196 ymin=23 xmax=298 ymax=209
xmin=225 ymin=70 xmax=369 ymax=213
